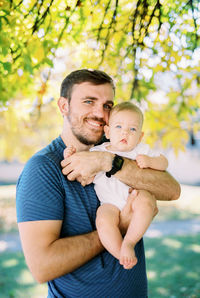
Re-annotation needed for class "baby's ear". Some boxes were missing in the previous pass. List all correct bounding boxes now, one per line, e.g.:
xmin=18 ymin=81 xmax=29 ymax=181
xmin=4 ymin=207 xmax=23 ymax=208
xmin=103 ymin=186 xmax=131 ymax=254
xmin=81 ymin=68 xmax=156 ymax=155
xmin=104 ymin=125 xmax=110 ymax=139
xmin=138 ymin=132 xmax=144 ymax=144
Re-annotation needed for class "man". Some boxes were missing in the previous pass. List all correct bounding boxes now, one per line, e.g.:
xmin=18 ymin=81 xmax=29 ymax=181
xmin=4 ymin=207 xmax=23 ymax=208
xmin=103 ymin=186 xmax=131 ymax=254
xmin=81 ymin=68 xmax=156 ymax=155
xmin=16 ymin=69 xmax=180 ymax=297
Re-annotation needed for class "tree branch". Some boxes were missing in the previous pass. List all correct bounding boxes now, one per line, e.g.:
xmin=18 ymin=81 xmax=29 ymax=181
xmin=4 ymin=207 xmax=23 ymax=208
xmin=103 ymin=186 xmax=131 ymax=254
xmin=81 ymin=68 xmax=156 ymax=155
xmin=98 ymin=0 xmax=119 ymax=66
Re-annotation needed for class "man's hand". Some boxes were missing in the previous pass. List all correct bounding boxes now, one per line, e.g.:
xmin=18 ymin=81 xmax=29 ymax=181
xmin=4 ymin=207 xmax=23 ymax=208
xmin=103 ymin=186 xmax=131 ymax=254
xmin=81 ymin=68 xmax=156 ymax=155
xmin=61 ymin=151 xmax=113 ymax=186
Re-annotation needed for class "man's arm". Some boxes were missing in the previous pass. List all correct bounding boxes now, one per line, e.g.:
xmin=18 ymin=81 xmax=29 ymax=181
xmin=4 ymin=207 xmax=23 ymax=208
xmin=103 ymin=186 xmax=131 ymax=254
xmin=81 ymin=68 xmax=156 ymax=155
xmin=18 ymin=220 xmax=103 ymax=283
xmin=61 ymin=151 xmax=181 ymax=201
xmin=115 ymin=158 xmax=180 ymax=201
xmin=16 ymin=155 xmax=104 ymax=283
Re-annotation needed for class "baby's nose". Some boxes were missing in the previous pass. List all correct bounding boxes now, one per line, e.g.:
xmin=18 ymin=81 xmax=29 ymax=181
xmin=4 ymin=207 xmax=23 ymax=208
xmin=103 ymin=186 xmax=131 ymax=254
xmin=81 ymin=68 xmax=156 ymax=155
xmin=122 ymin=129 xmax=128 ymax=135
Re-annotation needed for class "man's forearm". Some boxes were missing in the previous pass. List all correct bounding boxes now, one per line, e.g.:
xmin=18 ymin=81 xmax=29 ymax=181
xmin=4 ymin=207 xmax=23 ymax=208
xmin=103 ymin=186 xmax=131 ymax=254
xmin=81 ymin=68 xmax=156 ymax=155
xmin=39 ymin=231 xmax=103 ymax=282
xmin=115 ymin=158 xmax=181 ymax=201
xmin=61 ymin=151 xmax=180 ymax=200
xmin=19 ymin=221 xmax=103 ymax=283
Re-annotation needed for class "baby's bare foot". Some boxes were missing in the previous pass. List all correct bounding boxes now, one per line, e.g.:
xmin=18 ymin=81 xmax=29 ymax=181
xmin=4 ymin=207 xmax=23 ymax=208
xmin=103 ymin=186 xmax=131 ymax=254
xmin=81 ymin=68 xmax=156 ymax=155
xmin=120 ymin=241 xmax=137 ymax=269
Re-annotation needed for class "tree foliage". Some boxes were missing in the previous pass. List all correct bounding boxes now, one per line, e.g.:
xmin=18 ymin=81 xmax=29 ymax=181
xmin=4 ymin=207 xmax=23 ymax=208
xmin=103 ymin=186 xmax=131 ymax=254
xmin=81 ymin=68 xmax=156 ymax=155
xmin=0 ymin=0 xmax=200 ymax=161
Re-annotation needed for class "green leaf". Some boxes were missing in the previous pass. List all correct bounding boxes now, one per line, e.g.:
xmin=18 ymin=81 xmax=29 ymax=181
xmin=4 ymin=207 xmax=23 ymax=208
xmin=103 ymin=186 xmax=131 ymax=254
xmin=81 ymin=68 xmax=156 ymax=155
xmin=3 ymin=62 xmax=12 ymax=72
xmin=24 ymin=55 xmax=33 ymax=74
xmin=45 ymin=58 xmax=54 ymax=67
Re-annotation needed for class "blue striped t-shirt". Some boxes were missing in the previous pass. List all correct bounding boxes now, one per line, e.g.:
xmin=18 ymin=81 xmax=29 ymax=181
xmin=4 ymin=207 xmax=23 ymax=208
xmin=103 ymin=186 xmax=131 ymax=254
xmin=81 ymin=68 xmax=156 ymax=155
xmin=16 ymin=136 xmax=148 ymax=298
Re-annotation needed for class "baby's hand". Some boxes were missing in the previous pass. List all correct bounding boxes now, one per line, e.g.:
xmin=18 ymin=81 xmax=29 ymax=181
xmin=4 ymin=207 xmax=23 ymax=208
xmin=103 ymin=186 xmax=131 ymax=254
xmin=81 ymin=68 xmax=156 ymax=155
xmin=63 ymin=145 xmax=76 ymax=158
xmin=136 ymin=154 xmax=151 ymax=169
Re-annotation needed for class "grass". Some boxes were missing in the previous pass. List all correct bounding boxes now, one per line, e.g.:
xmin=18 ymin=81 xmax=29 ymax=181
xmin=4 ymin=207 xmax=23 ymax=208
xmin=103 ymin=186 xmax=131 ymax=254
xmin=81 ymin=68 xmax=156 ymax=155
xmin=144 ymin=234 xmax=200 ymax=298
xmin=0 ymin=252 xmax=47 ymax=298
xmin=0 ymin=184 xmax=200 ymax=297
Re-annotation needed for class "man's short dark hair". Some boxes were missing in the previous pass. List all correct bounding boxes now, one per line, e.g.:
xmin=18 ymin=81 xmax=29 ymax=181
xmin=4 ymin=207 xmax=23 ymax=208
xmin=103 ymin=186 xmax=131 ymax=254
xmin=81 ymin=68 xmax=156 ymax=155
xmin=60 ymin=69 xmax=115 ymax=100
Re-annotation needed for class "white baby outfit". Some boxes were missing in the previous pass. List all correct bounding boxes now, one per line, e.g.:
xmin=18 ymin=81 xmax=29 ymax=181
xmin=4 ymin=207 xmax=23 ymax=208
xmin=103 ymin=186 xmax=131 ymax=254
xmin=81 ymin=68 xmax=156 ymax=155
xmin=90 ymin=142 xmax=161 ymax=210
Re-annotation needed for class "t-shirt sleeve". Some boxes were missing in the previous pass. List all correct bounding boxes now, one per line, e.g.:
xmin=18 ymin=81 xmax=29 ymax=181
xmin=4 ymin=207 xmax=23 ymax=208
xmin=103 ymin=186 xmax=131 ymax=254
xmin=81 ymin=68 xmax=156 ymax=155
xmin=16 ymin=155 xmax=65 ymax=222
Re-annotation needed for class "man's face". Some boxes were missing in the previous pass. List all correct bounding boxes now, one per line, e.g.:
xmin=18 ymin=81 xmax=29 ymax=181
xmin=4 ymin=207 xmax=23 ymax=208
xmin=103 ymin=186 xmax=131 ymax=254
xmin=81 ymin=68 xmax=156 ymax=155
xmin=67 ymin=82 xmax=114 ymax=145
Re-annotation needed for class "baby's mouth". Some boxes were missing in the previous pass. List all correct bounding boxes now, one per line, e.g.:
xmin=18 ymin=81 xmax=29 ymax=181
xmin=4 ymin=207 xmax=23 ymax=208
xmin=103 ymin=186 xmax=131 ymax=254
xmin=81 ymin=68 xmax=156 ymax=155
xmin=120 ymin=139 xmax=127 ymax=144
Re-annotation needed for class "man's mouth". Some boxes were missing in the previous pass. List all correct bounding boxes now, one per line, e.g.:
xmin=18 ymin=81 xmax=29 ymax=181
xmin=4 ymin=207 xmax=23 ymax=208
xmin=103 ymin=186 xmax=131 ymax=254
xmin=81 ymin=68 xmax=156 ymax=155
xmin=86 ymin=118 xmax=105 ymax=129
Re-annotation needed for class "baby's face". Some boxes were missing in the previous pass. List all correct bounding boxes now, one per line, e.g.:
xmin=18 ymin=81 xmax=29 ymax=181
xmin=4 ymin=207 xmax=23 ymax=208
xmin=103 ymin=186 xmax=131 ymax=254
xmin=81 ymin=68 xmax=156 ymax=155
xmin=106 ymin=110 xmax=143 ymax=152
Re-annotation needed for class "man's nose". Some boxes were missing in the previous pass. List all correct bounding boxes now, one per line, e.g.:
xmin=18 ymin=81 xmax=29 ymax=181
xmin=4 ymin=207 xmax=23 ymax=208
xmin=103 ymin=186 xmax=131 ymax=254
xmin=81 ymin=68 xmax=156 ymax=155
xmin=92 ymin=105 xmax=104 ymax=119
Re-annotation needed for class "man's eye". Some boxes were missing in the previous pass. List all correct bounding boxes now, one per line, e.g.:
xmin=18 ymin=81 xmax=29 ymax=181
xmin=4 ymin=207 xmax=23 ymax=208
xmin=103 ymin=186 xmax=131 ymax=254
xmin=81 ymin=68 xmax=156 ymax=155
xmin=130 ymin=128 xmax=136 ymax=132
xmin=84 ymin=100 xmax=93 ymax=104
xmin=116 ymin=125 xmax=121 ymax=129
xmin=103 ymin=104 xmax=112 ymax=110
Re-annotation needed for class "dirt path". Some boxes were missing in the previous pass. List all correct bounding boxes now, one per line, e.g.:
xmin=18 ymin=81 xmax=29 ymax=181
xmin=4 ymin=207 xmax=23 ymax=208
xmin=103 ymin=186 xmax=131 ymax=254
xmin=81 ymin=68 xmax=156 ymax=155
xmin=0 ymin=232 xmax=22 ymax=253
xmin=145 ymin=218 xmax=200 ymax=238
xmin=1 ymin=218 xmax=200 ymax=253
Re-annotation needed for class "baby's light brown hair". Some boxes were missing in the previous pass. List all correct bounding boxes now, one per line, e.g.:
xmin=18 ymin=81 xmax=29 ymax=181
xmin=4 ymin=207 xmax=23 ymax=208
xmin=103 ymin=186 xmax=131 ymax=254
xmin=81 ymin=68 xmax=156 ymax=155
xmin=110 ymin=102 xmax=144 ymax=128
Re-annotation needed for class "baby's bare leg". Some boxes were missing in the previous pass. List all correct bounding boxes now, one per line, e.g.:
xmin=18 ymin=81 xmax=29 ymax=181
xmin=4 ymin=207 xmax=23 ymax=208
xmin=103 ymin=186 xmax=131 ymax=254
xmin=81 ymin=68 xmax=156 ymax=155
xmin=120 ymin=190 xmax=157 ymax=269
xmin=96 ymin=204 xmax=122 ymax=260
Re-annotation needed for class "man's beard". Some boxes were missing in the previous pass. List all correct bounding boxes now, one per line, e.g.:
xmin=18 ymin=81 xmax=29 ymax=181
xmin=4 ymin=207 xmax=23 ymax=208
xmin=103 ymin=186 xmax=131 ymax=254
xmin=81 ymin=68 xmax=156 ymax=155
xmin=71 ymin=126 xmax=99 ymax=145
xmin=67 ymin=113 xmax=104 ymax=146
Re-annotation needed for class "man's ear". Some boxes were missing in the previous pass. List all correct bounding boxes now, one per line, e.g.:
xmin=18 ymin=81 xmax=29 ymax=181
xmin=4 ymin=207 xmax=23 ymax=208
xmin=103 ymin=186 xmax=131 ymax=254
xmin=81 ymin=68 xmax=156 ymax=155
xmin=138 ymin=131 xmax=144 ymax=144
xmin=104 ymin=125 xmax=110 ymax=139
xmin=57 ymin=97 xmax=69 ymax=115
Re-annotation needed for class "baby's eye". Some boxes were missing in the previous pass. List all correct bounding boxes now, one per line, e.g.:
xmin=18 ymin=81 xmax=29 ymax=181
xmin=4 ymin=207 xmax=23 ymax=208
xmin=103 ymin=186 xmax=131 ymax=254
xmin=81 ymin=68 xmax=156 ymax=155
xmin=130 ymin=128 xmax=136 ymax=132
xmin=116 ymin=125 xmax=122 ymax=129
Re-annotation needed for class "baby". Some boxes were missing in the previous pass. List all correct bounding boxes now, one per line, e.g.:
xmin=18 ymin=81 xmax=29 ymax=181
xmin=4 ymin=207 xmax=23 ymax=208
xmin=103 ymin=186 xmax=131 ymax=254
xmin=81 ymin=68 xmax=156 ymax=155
xmin=65 ymin=102 xmax=168 ymax=270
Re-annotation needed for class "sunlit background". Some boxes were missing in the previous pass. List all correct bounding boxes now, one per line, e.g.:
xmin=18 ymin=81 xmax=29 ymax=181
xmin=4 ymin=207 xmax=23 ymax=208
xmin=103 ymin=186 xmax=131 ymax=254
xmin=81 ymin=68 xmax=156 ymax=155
xmin=0 ymin=0 xmax=200 ymax=297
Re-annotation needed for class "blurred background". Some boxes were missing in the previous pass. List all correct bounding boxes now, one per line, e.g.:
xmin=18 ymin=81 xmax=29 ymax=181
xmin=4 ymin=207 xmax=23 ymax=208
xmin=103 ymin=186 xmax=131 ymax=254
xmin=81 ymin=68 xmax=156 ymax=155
xmin=0 ymin=0 xmax=200 ymax=297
